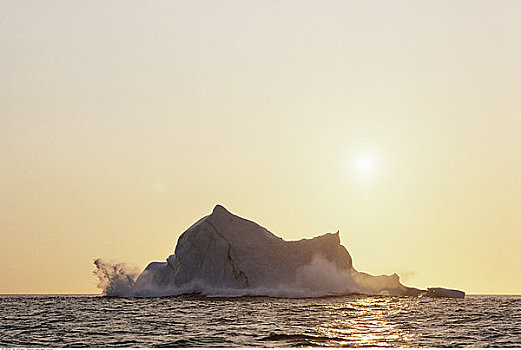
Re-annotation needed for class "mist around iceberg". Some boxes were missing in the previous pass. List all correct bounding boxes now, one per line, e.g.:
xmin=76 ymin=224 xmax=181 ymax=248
xmin=94 ymin=205 xmax=460 ymax=298
xmin=94 ymin=255 xmax=364 ymax=298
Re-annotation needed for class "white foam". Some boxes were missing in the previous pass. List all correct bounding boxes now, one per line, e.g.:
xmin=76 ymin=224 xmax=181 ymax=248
xmin=93 ymin=256 xmax=362 ymax=297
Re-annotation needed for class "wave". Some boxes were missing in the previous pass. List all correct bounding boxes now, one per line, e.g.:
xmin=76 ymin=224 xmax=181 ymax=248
xmin=260 ymin=332 xmax=345 ymax=346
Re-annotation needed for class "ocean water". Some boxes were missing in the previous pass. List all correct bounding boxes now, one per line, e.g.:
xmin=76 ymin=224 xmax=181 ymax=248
xmin=1 ymin=294 xmax=520 ymax=347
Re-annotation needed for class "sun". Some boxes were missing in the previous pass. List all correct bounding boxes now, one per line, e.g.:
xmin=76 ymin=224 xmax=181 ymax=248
xmin=354 ymin=155 xmax=374 ymax=173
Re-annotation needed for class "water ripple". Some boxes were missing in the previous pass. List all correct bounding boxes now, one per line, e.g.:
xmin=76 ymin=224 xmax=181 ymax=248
xmin=1 ymin=295 xmax=520 ymax=347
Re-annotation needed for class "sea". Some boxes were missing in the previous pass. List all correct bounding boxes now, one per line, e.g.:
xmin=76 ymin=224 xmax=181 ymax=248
xmin=1 ymin=294 xmax=520 ymax=348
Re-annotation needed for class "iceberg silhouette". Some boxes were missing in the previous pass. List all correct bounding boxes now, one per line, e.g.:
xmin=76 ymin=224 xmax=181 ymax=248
xmin=94 ymin=205 xmax=464 ymax=298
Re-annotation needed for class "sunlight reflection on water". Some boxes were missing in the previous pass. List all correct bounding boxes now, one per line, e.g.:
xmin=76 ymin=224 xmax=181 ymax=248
xmin=315 ymin=297 xmax=415 ymax=347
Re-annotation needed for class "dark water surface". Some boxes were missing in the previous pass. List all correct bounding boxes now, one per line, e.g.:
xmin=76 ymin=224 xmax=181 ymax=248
xmin=1 ymin=294 xmax=520 ymax=347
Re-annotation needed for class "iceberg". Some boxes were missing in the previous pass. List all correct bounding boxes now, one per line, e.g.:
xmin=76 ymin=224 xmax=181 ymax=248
xmin=94 ymin=205 xmax=464 ymax=298
xmin=420 ymin=287 xmax=465 ymax=299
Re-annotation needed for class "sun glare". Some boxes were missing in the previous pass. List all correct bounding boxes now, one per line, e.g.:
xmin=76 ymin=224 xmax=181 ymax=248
xmin=354 ymin=155 xmax=374 ymax=173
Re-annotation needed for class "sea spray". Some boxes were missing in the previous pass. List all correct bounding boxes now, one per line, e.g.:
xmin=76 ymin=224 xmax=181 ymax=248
xmin=93 ymin=255 xmax=362 ymax=297
xmin=93 ymin=258 xmax=140 ymax=296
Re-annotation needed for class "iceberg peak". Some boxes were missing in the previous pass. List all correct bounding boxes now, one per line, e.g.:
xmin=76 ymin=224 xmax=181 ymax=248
xmin=212 ymin=204 xmax=231 ymax=216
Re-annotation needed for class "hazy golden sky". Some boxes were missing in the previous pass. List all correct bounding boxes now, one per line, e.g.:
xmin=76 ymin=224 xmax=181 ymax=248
xmin=1 ymin=1 xmax=520 ymax=294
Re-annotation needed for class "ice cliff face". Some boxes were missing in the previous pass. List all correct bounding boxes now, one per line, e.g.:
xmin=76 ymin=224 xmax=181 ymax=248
xmin=101 ymin=205 xmax=424 ymax=297
xmin=166 ymin=205 xmax=352 ymax=290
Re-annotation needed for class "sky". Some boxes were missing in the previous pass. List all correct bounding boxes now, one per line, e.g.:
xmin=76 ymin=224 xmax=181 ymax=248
xmin=1 ymin=1 xmax=520 ymax=295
